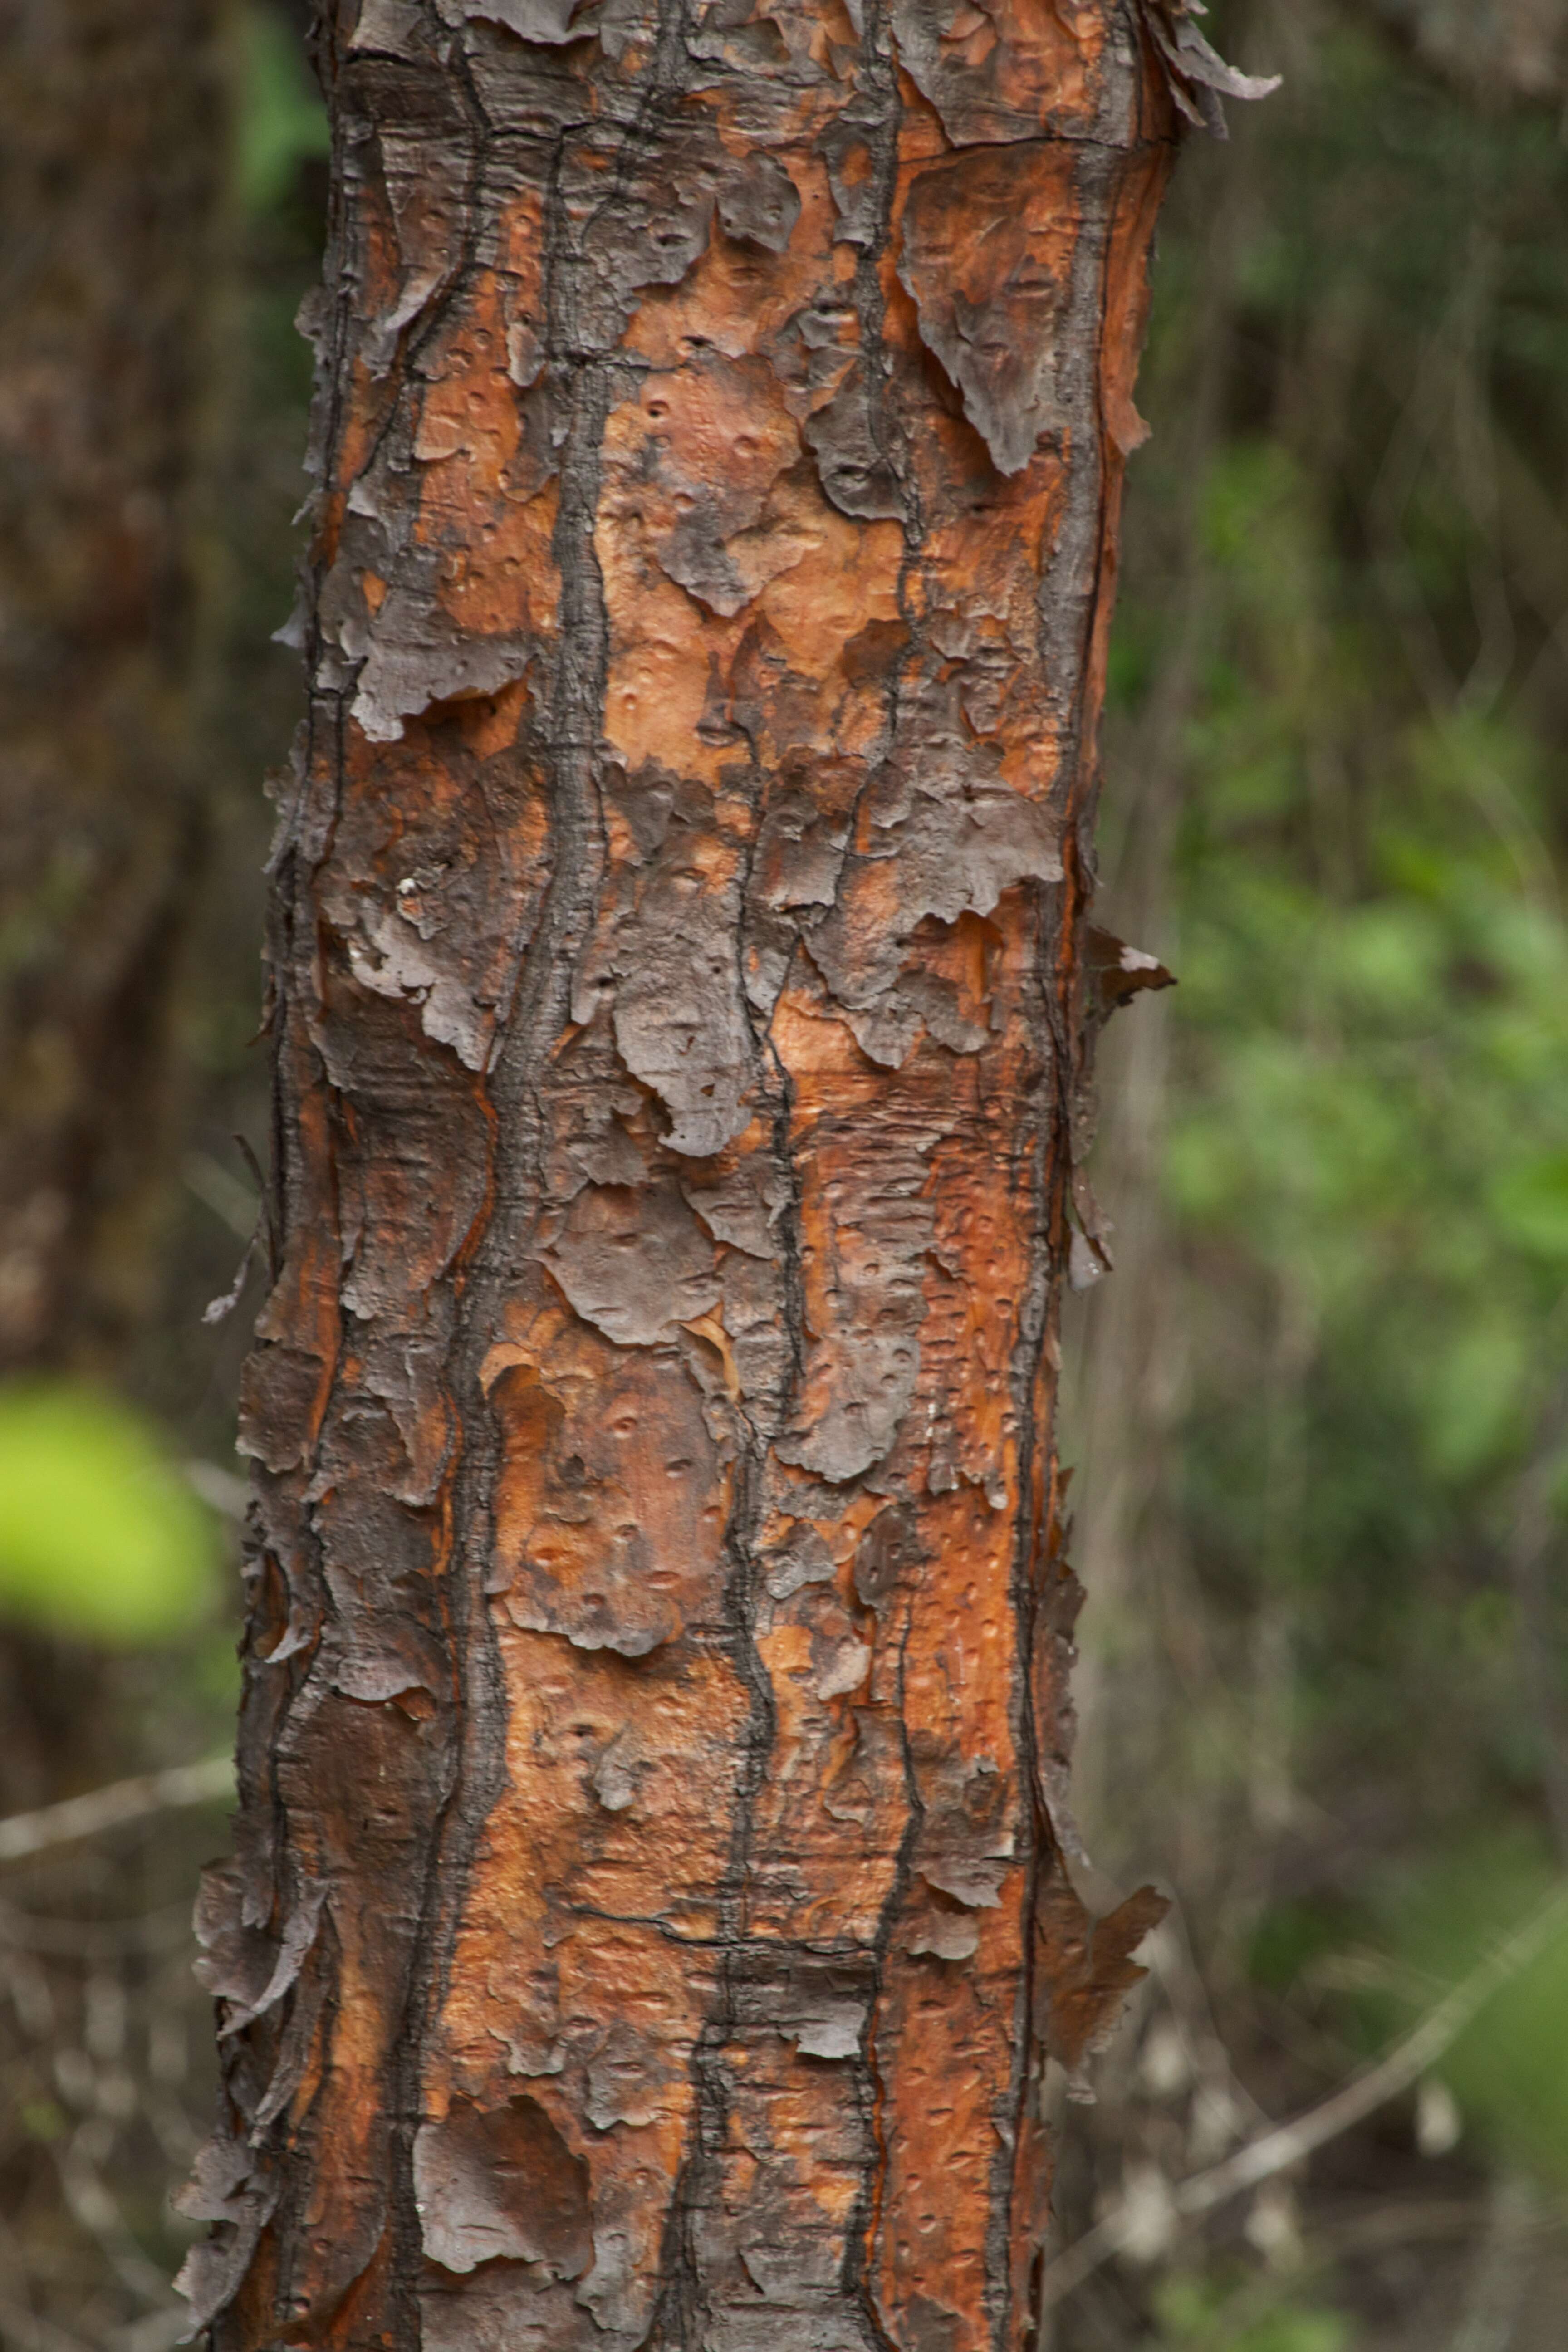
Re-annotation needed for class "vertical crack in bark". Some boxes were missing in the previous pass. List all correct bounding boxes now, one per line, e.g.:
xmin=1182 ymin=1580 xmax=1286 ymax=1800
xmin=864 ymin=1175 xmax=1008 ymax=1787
xmin=393 ymin=1 xmax=700 ymax=2335
xmin=849 ymin=1586 xmax=926 ymax=2352
xmin=827 ymin=18 xmax=931 ymax=2342
xmin=351 ymin=65 xmax=528 ymax=2341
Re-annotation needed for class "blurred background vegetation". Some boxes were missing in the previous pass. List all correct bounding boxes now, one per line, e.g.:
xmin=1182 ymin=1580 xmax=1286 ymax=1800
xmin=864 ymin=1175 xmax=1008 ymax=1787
xmin=1063 ymin=0 xmax=1568 ymax=2340
xmin=0 ymin=4 xmax=321 ymax=2338
xmin=2 ymin=0 xmax=1568 ymax=2345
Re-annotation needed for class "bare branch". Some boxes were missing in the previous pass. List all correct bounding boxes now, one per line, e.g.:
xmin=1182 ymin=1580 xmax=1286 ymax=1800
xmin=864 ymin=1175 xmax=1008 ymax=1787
xmin=1040 ymin=1879 xmax=1568 ymax=2308
xmin=0 ymin=1758 xmax=232 ymax=1868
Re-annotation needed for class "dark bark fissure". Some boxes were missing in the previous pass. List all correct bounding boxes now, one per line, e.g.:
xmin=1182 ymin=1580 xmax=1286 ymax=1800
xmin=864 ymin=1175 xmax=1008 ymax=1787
xmin=389 ymin=17 xmax=703 ymax=2327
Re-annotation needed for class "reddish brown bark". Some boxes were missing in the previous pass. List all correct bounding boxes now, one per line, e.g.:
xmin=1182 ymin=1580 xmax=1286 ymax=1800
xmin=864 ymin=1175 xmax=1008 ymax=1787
xmin=187 ymin=6 xmax=1246 ymax=2347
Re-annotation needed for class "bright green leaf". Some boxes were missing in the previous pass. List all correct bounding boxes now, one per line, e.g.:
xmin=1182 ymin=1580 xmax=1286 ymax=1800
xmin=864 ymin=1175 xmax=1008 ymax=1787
xmin=235 ymin=1 xmax=329 ymax=216
xmin=0 ymin=1382 xmax=215 ymax=1645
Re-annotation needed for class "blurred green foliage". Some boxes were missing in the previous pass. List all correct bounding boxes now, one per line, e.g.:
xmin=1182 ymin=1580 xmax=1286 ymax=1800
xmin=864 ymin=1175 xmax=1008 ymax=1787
xmin=0 ymin=1382 xmax=215 ymax=1644
xmin=1150 ymin=2271 xmax=1350 ymax=2352
xmin=234 ymin=0 xmax=328 ymax=217
xmin=1093 ymin=0 xmax=1568 ymax=2225
xmin=1374 ymin=1835 xmax=1568 ymax=2184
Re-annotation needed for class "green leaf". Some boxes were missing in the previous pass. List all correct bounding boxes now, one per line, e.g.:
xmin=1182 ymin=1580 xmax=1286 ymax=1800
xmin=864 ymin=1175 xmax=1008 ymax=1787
xmin=1152 ymin=2271 xmax=1352 ymax=2352
xmin=0 ymin=1383 xmax=216 ymax=1645
xmin=235 ymin=1 xmax=329 ymax=216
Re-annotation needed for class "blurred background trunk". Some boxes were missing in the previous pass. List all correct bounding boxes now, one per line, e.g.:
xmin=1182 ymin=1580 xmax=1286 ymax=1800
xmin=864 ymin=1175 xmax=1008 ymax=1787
xmin=0 ymin=0 xmax=226 ymax=1807
xmin=0 ymin=0 xmax=225 ymax=1382
xmin=0 ymin=6 xmax=323 ymax=2340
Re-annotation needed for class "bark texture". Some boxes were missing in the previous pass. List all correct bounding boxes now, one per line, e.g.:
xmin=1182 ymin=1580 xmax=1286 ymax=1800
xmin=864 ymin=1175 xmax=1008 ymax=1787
xmin=191 ymin=5 xmax=1202 ymax=2346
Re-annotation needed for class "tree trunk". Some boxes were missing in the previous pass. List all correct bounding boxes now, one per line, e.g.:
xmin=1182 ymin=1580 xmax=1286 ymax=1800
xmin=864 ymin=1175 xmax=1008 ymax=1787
xmin=188 ymin=6 xmax=1219 ymax=2346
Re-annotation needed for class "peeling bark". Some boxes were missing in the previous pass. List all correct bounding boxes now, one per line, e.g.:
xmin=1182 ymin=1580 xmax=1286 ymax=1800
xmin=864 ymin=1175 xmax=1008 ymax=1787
xmin=195 ymin=5 xmax=1199 ymax=2346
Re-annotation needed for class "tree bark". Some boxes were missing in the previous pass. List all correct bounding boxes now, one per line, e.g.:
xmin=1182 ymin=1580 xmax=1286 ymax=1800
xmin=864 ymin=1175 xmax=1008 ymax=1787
xmin=189 ymin=6 xmax=1207 ymax=2346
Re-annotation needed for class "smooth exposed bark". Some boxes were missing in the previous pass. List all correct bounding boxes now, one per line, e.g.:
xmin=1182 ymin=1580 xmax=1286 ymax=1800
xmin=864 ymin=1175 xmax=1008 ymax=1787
xmin=188 ymin=6 xmax=1237 ymax=2347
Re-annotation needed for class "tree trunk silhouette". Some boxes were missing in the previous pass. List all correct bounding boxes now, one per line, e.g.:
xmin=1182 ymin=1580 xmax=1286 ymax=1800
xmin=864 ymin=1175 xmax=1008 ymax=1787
xmin=186 ymin=6 xmax=1247 ymax=2346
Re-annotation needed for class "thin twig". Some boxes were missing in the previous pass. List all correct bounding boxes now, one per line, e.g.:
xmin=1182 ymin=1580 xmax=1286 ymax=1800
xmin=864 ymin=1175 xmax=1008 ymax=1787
xmin=0 ymin=1901 xmax=196 ymax=1958
xmin=53 ymin=2137 xmax=171 ymax=2307
xmin=0 ymin=1759 xmax=232 ymax=1868
xmin=1039 ymin=1879 xmax=1568 ymax=2309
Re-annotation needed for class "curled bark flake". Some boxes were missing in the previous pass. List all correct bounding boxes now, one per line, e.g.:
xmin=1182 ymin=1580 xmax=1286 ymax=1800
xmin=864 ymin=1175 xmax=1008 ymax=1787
xmin=584 ymin=2020 xmax=673 ymax=2129
xmin=1140 ymin=0 xmax=1281 ymax=137
xmin=750 ymin=757 xmax=862 ymax=920
xmin=920 ymin=1856 xmax=1008 ymax=1910
xmin=907 ymin=1911 xmax=981 ymax=1963
xmin=488 ymin=1345 xmax=729 ymax=1656
xmin=225 ymin=1886 xmax=326 ymax=2038
xmin=414 ymin=2093 xmax=594 ymax=2277
xmin=566 ymin=135 xmax=721 ymax=348
xmin=889 ymin=0 xmax=1102 ymax=146
xmin=589 ymin=1730 xmax=641 ymax=1812
xmin=787 ymin=1999 xmax=867 ymax=2062
xmin=898 ymin=145 xmax=1076 ymax=478
xmin=538 ymin=1180 xmax=720 ymax=1347
xmin=325 ymin=1617 xmax=449 ymax=1703
xmin=435 ymin=0 xmax=606 ymax=42
xmin=1067 ymin=1228 xmax=1105 ymax=1292
xmin=815 ymin=1636 xmax=872 ymax=1700
xmin=191 ymin=1860 xmax=327 ymax=2037
xmin=174 ymin=2132 xmax=254 ymax=2228
xmin=819 ymin=118 xmax=882 ymax=250
xmin=717 ymin=155 xmax=802 ymax=253
xmin=804 ymin=366 xmax=907 ymax=524
xmin=350 ymin=588 xmax=535 ymax=745
xmin=251 ymin=1949 xmax=332 ymax=2132
xmin=348 ymin=1 xmax=433 ymax=57
xmin=577 ymin=2224 xmax=648 ymax=2339
xmin=764 ymin=1523 xmax=838 ymax=1602
xmin=600 ymin=357 xmax=809 ymax=621
xmin=363 ymin=125 xmax=472 ymax=372
xmin=681 ymin=1156 xmax=789 ymax=1260
xmin=173 ymin=2136 xmax=279 ymax=2337
xmin=805 ymin=756 xmax=1063 ymax=1063
xmin=1035 ymin=1872 xmax=1169 ymax=2093
xmin=1083 ymin=924 xmax=1174 ymax=1015
xmin=573 ymin=765 xmax=757 ymax=1159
